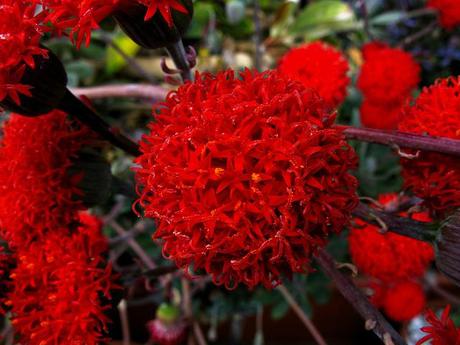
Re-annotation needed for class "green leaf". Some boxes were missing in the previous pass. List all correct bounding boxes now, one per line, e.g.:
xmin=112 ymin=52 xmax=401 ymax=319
xmin=370 ymin=11 xmax=406 ymax=26
xmin=105 ymin=32 xmax=140 ymax=75
xmin=186 ymin=3 xmax=215 ymax=39
xmin=271 ymin=300 xmax=289 ymax=320
xmin=289 ymin=0 xmax=359 ymax=40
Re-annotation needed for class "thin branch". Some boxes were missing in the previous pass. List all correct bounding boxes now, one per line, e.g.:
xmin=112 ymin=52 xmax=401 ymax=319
xmin=118 ymin=299 xmax=131 ymax=345
xmin=253 ymin=0 xmax=263 ymax=71
xmin=358 ymin=0 xmax=373 ymax=41
xmin=277 ymin=285 xmax=328 ymax=345
xmin=353 ymin=202 xmax=437 ymax=242
xmin=339 ymin=125 xmax=460 ymax=158
xmin=71 ymin=84 xmax=168 ymax=102
xmin=166 ymin=40 xmax=193 ymax=82
xmin=315 ymin=249 xmax=406 ymax=345
xmin=399 ymin=20 xmax=438 ymax=48
xmin=182 ymin=279 xmax=208 ymax=345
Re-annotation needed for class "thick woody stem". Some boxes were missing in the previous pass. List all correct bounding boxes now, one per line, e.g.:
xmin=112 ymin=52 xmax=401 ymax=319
xmin=339 ymin=125 xmax=460 ymax=158
xmin=315 ymin=249 xmax=407 ymax=345
xmin=353 ymin=202 xmax=437 ymax=242
xmin=71 ymin=84 xmax=168 ymax=102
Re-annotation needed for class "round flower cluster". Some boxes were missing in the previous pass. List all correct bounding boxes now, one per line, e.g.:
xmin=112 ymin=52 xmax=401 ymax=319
xmin=278 ymin=41 xmax=350 ymax=109
xmin=427 ymin=0 xmax=460 ymax=30
xmin=399 ymin=77 xmax=460 ymax=216
xmin=349 ymin=194 xmax=434 ymax=282
xmin=417 ymin=305 xmax=460 ymax=345
xmin=0 ymin=111 xmax=114 ymax=344
xmin=357 ymin=42 xmax=420 ymax=130
xmin=41 ymin=0 xmax=188 ymax=47
xmin=135 ymin=69 xmax=359 ymax=289
xmin=349 ymin=194 xmax=434 ymax=321
xmin=0 ymin=0 xmax=47 ymax=104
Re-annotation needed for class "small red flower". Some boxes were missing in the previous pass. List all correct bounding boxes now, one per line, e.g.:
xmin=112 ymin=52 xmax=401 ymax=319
xmin=7 ymin=213 xmax=114 ymax=345
xmin=135 ymin=69 xmax=358 ymax=289
xmin=0 ymin=111 xmax=91 ymax=248
xmin=147 ymin=303 xmax=188 ymax=345
xmin=417 ymin=306 xmax=460 ymax=345
xmin=399 ymin=77 xmax=460 ymax=216
xmin=349 ymin=194 xmax=434 ymax=282
xmin=427 ymin=0 xmax=460 ymax=29
xmin=42 ymin=0 xmax=188 ymax=47
xmin=382 ymin=281 xmax=426 ymax=322
xmin=357 ymin=42 xmax=420 ymax=130
xmin=0 ymin=0 xmax=48 ymax=104
xmin=278 ymin=41 xmax=350 ymax=109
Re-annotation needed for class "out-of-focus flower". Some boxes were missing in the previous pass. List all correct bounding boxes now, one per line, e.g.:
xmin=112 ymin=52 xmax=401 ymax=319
xmin=147 ymin=303 xmax=188 ymax=345
xmin=357 ymin=42 xmax=420 ymax=130
xmin=278 ymin=41 xmax=350 ymax=109
xmin=427 ymin=0 xmax=460 ymax=30
xmin=349 ymin=194 xmax=434 ymax=282
xmin=0 ymin=0 xmax=48 ymax=105
xmin=417 ymin=306 xmax=460 ymax=345
xmin=399 ymin=77 xmax=460 ymax=216
xmin=382 ymin=281 xmax=426 ymax=322
xmin=135 ymin=69 xmax=358 ymax=289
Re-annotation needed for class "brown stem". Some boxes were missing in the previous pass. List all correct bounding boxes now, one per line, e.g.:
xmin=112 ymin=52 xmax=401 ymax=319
xmin=277 ymin=285 xmax=328 ymax=345
xmin=253 ymin=0 xmax=263 ymax=71
xmin=71 ymin=84 xmax=168 ymax=102
xmin=353 ymin=202 xmax=437 ymax=242
xmin=315 ymin=249 xmax=406 ymax=345
xmin=339 ymin=125 xmax=460 ymax=158
xmin=166 ymin=40 xmax=193 ymax=82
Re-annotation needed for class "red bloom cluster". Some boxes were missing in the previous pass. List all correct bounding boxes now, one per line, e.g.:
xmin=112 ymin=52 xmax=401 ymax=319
xmin=349 ymin=194 xmax=434 ymax=321
xmin=357 ymin=42 xmax=420 ymax=130
xmin=0 ymin=111 xmax=114 ymax=344
xmin=349 ymin=194 xmax=434 ymax=282
xmin=0 ymin=0 xmax=47 ymax=104
xmin=278 ymin=42 xmax=350 ymax=109
xmin=41 ymin=0 xmax=188 ymax=47
xmin=7 ymin=213 xmax=114 ymax=345
xmin=427 ymin=0 xmax=460 ymax=29
xmin=135 ymin=69 xmax=358 ymax=289
xmin=399 ymin=77 xmax=460 ymax=216
xmin=417 ymin=305 xmax=460 ymax=345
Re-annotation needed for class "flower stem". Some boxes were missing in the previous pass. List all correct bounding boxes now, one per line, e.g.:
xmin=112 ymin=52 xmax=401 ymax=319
xmin=166 ymin=40 xmax=193 ymax=82
xmin=339 ymin=125 xmax=460 ymax=158
xmin=314 ymin=249 xmax=407 ymax=345
xmin=59 ymin=89 xmax=141 ymax=156
xmin=353 ymin=202 xmax=438 ymax=242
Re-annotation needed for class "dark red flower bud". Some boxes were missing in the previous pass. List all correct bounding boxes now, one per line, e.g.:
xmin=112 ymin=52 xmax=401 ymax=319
xmin=0 ymin=49 xmax=67 ymax=117
xmin=147 ymin=303 xmax=188 ymax=345
xmin=113 ymin=0 xmax=193 ymax=49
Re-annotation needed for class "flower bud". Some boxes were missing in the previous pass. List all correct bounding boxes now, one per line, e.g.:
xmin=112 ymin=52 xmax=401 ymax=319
xmin=113 ymin=0 xmax=193 ymax=50
xmin=147 ymin=303 xmax=188 ymax=345
xmin=435 ymin=210 xmax=460 ymax=287
xmin=1 ymin=49 xmax=67 ymax=117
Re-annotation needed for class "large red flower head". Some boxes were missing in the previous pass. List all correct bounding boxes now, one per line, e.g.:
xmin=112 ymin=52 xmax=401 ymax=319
xmin=7 ymin=213 xmax=114 ymax=345
xmin=359 ymin=100 xmax=404 ymax=131
xmin=0 ymin=111 xmax=91 ymax=248
xmin=0 ymin=0 xmax=47 ymax=104
xmin=427 ymin=0 xmax=460 ymax=30
xmin=382 ymin=280 xmax=426 ymax=322
xmin=417 ymin=306 xmax=460 ymax=345
xmin=399 ymin=77 xmax=460 ymax=216
xmin=278 ymin=41 xmax=350 ymax=109
xmin=349 ymin=194 xmax=434 ymax=282
xmin=41 ymin=0 xmax=188 ymax=47
xmin=135 ymin=69 xmax=359 ymax=289
xmin=358 ymin=42 xmax=420 ymax=105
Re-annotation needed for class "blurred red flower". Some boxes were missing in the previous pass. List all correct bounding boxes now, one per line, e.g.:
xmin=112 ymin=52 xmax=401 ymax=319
xmin=417 ymin=306 xmax=460 ymax=345
xmin=382 ymin=280 xmax=426 ymax=322
xmin=278 ymin=41 xmax=350 ymax=109
xmin=399 ymin=77 xmax=460 ymax=216
xmin=0 ymin=0 xmax=48 ymax=104
xmin=357 ymin=42 xmax=420 ymax=130
xmin=135 ymin=69 xmax=358 ymax=289
xmin=427 ymin=0 xmax=460 ymax=29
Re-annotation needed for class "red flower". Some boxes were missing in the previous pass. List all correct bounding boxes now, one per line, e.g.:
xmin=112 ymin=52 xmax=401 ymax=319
xmin=357 ymin=42 xmax=420 ymax=130
xmin=349 ymin=194 xmax=434 ymax=282
xmin=147 ymin=303 xmax=187 ymax=345
xmin=417 ymin=306 xmax=460 ymax=345
xmin=0 ymin=111 xmax=91 ymax=248
xmin=0 ymin=0 xmax=48 ymax=104
xmin=42 ymin=0 xmax=188 ymax=47
xmin=382 ymin=281 xmax=426 ymax=322
xmin=427 ymin=0 xmax=460 ymax=29
xmin=278 ymin=41 xmax=350 ymax=109
xmin=399 ymin=77 xmax=460 ymax=215
xmin=135 ymin=69 xmax=358 ymax=289
xmin=7 ymin=213 xmax=114 ymax=345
